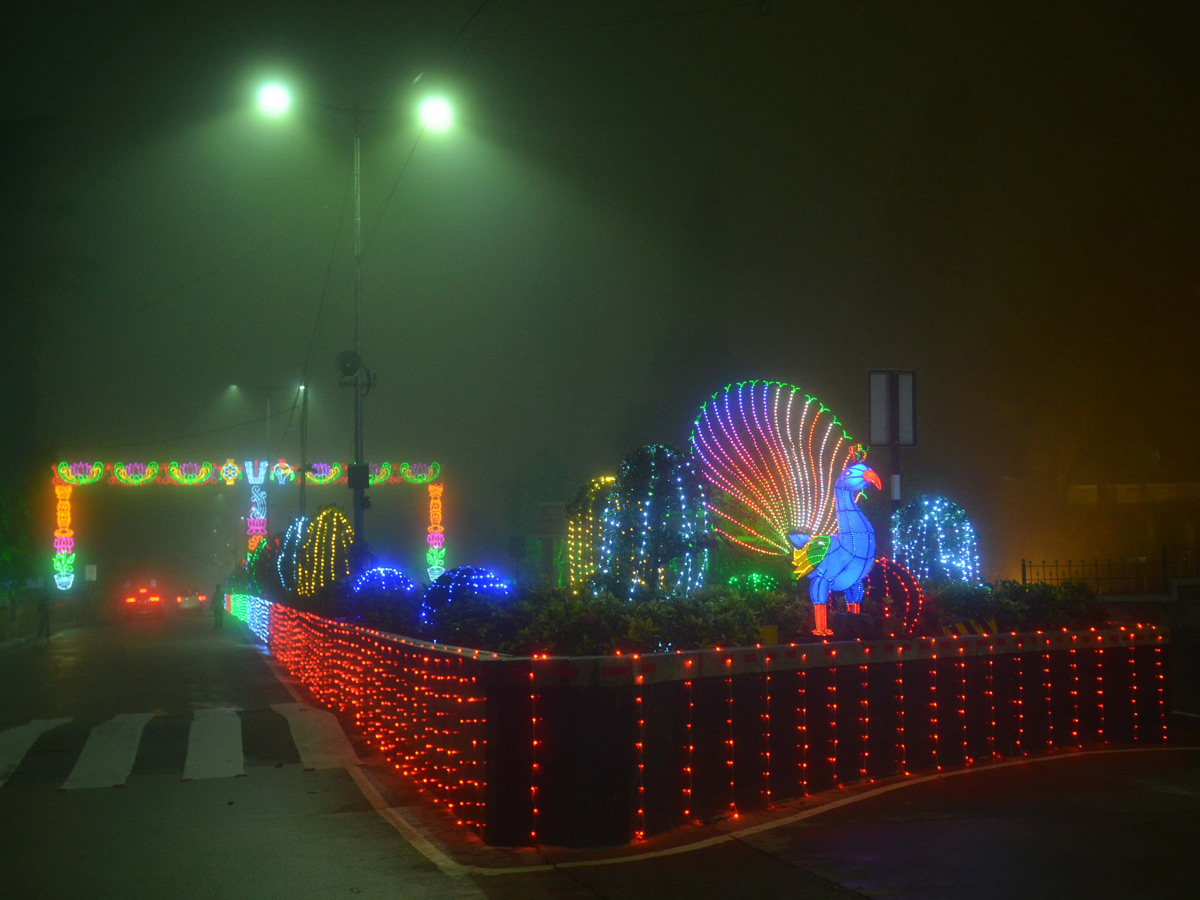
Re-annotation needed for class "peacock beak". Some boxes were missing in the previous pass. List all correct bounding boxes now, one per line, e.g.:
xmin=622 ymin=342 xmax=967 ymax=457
xmin=863 ymin=468 xmax=882 ymax=491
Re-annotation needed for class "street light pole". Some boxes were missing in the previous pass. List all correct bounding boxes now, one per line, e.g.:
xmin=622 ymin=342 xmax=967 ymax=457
xmin=352 ymin=103 xmax=366 ymax=560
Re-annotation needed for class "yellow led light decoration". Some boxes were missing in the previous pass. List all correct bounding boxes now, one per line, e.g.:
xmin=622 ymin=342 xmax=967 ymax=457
xmin=566 ymin=476 xmax=616 ymax=593
xmin=296 ymin=506 xmax=355 ymax=596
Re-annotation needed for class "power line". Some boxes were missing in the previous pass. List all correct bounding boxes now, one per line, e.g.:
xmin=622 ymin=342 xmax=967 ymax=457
xmin=79 ymin=406 xmax=297 ymax=452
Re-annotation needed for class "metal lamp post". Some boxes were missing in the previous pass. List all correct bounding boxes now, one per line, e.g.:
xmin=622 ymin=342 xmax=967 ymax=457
xmin=256 ymin=82 xmax=453 ymax=571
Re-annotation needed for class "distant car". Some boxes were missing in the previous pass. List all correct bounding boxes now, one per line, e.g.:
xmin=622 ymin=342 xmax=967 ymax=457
xmin=176 ymin=590 xmax=208 ymax=611
xmin=123 ymin=586 xmax=165 ymax=618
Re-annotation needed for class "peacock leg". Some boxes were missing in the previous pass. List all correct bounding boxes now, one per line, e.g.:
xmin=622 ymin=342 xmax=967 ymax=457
xmin=809 ymin=575 xmax=833 ymax=636
xmin=845 ymin=580 xmax=863 ymax=615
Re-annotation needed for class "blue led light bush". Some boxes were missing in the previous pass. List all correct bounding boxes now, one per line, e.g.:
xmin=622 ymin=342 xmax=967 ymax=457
xmin=891 ymin=494 xmax=982 ymax=584
xmin=340 ymin=566 xmax=422 ymax=633
xmin=421 ymin=566 xmax=516 ymax=646
xmin=595 ymin=444 xmax=710 ymax=599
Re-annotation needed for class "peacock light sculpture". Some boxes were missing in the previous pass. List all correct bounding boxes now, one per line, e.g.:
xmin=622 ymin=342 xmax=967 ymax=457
xmin=690 ymin=381 xmax=877 ymax=635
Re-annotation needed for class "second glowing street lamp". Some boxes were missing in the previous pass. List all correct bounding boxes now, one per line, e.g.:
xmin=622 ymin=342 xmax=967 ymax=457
xmin=256 ymin=83 xmax=452 ymax=565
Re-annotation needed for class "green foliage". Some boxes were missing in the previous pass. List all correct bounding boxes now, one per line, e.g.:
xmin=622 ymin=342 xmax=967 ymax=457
xmin=922 ymin=579 xmax=1106 ymax=632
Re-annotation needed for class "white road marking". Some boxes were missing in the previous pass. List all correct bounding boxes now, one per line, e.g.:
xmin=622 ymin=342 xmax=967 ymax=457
xmin=183 ymin=708 xmax=244 ymax=780
xmin=62 ymin=713 xmax=154 ymax=790
xmin=0 ymin=719 xmax=71 ymax=786
xmin=271 ymin=702 xmax=360 ymax=770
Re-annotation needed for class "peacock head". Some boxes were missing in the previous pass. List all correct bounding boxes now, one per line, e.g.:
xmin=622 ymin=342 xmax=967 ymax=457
xmin=838 ymin=462 xmax=882 ymax=493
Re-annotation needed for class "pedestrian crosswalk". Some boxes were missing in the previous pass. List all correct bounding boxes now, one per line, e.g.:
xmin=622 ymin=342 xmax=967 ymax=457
xmin=0 ymin=704 xmax=361 ymax=792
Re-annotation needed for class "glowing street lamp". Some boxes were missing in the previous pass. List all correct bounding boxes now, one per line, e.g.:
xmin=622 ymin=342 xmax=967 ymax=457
xmin=257 ymin=83 xmax=292 ymax=117
xmin=419 ymin=97 xmax=453 ymax=132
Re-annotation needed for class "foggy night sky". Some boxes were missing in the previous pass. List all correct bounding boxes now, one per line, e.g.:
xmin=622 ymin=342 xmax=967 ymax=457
xmin=4 ymin=0 xmax=1198 ymax=585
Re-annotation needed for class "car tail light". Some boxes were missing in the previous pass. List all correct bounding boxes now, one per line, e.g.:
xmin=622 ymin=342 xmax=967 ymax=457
xmin=149 ymin=596 xmax=160 ymax=603
xmin=126 ymin=597 xmax=136 ymax=604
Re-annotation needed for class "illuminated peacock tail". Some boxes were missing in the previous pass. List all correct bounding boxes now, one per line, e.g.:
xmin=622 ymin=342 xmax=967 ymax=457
xmin=690 ymin=381 xmax=865 ymax=557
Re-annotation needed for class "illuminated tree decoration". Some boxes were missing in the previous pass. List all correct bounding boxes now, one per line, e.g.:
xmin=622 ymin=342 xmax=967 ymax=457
xmin=167 ymin=461 xmax=213 ymax=485
xmin=351 ymin=566 xmax=419 ymax=597
xmin=57 ymin=461 xmax=104 ymax=485
xmin=277 ymin=516 xmax=310 ymax=593
xmin=598 ymin=444 xmax=709 ymax=598
xmin=427 ymin=483 xmax=446 ymax=580
xmin=891 ymin=494 xmax=982 ymax=583
xmin=305 ymin=462 xmax=343 ymax=485
xmin=400 ymin=461 xmax=441 ymax=484
xmin=690 ymin=381 xmax=865 ymax=557
xmin=296 ymin=507 xmax=355 ymax=597
xmin=727 ymin=572 xmax=779 ymax=592
xmin=864 ymin=557 xmax=926 ymax=635
xmin=421 ymin=566 xmax=511 ymax=630
xmin=566 ymin=476 xmax=616 ymax=593
xmin=368 ymin=462 xmax=392 ymax=485
xmin=52 ymin=483 xmax=75 ymax=590
xmin=112 ymin=461 xmax=160 ymax=486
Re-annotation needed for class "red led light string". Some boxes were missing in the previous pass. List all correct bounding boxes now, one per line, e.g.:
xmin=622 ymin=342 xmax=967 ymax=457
xmin=1069 ymin=640 xmax=1080 ymax=747
xmin=798 ymin=665 xmax=809 ymax=794
xmin=929 ymin=652 xmax=940 ymax=771
xmin=957 ymin=649 xmax=969 ymax=765
xmin=635 ymin=667 xmax=646 ymax=840
xmin=1154 ymin=644 xmax=1167 ymax=742
xmin=683 ymin=665 xmax=694 ymax=819
xmin=1096 ymin=641 xmax=1105 ymax=745
xmin=985 ymin=653 xmax=997 ymax=759
xmin=1043 ymin=644 xmax=1053 ymax=750
xmin=895 ymin=654 xmax=907 ymax=774
xmin=858 ymin=662 xmax=869 ymax=782
xmin=1128 ymin=640 xmax=1139 ymax=742
xmin=529 ymin=667 xmax=539 ymax=843
xmin=724 ymin=657 xmax=738 ymax=818
xmin=762 ymin=656 xmax=773 ymax=806
xmin=828 ymin=652 xmax=839 ymax=786
xmin=1014 ymin=647 xmax=1025 ymax=756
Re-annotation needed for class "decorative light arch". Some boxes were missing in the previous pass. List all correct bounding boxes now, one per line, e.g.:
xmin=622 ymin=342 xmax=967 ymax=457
xmin=47 ymin=458 xmax=448 ymax=591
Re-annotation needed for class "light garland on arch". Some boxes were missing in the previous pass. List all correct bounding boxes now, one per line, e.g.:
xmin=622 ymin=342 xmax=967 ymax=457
xmin=167 ymin=461 xmax=213 ymax=485
xmin=245 ymin=460 xmax=268 ymax=554
xmin=52 ymin=483 xmax=75 ymax=590
xmin=427 ymin=483 xmax=446 ymax=580
xmin=305 ymin=462 xmax=343 ymax=485
xmin=112 ymin=461 xmax=160 ymax=486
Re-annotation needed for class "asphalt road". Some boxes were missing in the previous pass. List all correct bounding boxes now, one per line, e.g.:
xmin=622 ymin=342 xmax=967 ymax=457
xmin=0 ymin=612 xmax=484 ymax=900
xmin=3 ymin=613 xmax=1198 ymax=900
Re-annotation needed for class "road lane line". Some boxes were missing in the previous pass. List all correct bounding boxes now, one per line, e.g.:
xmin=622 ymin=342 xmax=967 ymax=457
xmin=271 ymin=702 xmax=360 ymax=770
xmin=182 ymin=708 xmax=244 ymax=780
xmin=62 ymin=713 xmax=154 ymax=790
xmin=0 ymin=719 xmax=71 ymax=786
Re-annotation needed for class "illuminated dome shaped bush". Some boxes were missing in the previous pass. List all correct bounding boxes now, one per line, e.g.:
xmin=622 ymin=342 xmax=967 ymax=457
xmin=891 ymin=495 xmax=981 ymax=583
xmin=864 ymin=557 xmax=926 ymax=635
xmin=421 ymin=566 xmax=512 ymax=645
xmin=351 ymin=566 xmax=419 ymax=598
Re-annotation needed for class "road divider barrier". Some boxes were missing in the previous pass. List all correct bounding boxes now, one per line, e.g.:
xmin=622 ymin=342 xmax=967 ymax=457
xmin=230 ymin=597 xmax=1173 ymax=848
